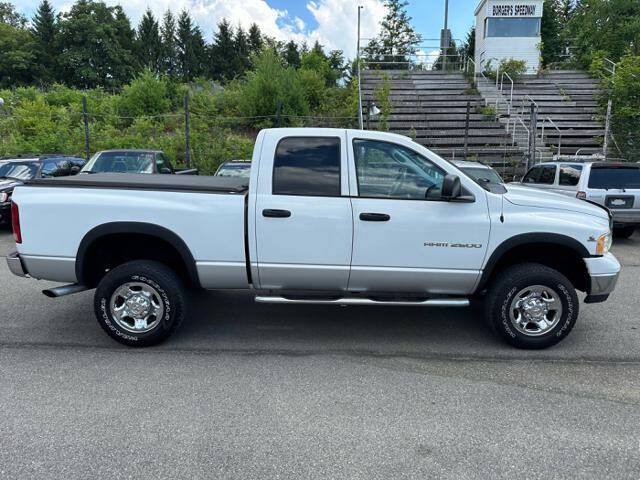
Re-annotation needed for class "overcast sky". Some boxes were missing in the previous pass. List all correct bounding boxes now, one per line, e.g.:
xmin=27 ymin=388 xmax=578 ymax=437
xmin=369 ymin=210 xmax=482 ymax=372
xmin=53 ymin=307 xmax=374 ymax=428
xmin=13 ymin=0 xmax=478 ymax=59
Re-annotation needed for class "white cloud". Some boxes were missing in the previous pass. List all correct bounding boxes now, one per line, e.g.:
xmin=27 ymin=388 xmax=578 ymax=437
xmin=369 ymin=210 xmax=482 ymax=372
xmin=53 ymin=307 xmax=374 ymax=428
xmin=16 ymin=0 xmax=387 ymax=59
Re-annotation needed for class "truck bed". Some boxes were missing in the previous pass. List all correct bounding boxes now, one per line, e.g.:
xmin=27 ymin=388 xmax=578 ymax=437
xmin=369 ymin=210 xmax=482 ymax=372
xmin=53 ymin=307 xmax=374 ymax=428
xmin=27 ymin=173 xmax=249 ymax=194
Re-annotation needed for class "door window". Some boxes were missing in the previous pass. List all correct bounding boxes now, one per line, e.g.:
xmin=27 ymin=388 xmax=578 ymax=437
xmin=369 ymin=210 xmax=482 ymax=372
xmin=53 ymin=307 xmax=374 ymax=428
xmin=353 ymin=139 xmax=445 ymax=199
xmin=559 ymin=165 xmax=583 ymax=186
xmin=272 ymin=137 xmax=341 ymax=196
xmin=523 ymin=165 xmax=556 ymax=184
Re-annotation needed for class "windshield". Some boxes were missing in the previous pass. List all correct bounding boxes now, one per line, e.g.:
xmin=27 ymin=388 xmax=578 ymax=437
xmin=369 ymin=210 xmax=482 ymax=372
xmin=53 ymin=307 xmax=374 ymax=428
xmin=216 ymin=164 xmax=251 ymax=178
xmin=461 ymin=167 xmax=503 ymax=185
xmin=0 ymin=161 xmax=39 ymax=180
xmin=588 ymin=167 xmax=640 ymax=189
xmin=82 ymin=152 xmax=155 ymax=174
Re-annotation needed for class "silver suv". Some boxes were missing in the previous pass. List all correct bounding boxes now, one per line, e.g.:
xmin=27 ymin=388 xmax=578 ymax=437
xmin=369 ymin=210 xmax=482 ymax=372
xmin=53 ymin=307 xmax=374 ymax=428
xmin=516 ymin=162 xmax=640 ymax=238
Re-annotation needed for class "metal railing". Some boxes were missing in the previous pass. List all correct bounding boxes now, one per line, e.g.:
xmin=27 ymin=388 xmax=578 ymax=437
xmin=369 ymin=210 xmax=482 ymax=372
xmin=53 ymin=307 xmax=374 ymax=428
xmin=500 ymin=72 xmax=514 ymax=111
xmin=541 ymin=117 xmax=562 ymax=156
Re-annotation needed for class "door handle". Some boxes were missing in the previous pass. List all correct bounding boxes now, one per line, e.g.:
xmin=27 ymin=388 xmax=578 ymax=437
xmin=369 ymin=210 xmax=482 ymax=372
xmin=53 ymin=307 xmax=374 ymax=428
xmin=262 ymin=209 xmax=291 ymax=218
xmin=359 ymin=212 xmax=390 ymax=222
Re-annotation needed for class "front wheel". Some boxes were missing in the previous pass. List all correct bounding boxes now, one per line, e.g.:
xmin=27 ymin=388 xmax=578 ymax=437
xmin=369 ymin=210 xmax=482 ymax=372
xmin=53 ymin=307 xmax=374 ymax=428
xmin=94 ymin=260 xmax=188 ymax=347
xmin=484 ymin=263 xmax=579 ymax=349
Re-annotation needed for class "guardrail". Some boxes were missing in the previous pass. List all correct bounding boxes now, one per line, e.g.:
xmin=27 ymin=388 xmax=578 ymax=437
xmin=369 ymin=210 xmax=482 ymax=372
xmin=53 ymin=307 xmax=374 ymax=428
xmin=541 ymin=117 xmax=562 ymax=156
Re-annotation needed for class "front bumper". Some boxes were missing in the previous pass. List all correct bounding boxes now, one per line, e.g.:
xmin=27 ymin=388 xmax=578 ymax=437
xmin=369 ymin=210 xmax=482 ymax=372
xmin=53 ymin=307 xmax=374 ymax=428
xmin=6 ymin=251 xmax=27 ymax=277
xmin=583 ymin=252 xmax=621 ymax=302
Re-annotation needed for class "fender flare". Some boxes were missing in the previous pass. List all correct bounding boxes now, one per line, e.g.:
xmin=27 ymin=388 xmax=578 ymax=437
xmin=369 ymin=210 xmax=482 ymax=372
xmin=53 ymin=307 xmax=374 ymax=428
xmin=477 ymin=232 xmax=592 ymax=291
xmin=76 ymin=222 xmax=201 ymax=288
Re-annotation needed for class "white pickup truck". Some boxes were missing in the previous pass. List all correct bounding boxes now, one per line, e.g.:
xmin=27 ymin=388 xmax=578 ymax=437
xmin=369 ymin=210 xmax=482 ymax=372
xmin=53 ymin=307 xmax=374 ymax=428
xmin=7 ymin=129 xmax=621 ymax=349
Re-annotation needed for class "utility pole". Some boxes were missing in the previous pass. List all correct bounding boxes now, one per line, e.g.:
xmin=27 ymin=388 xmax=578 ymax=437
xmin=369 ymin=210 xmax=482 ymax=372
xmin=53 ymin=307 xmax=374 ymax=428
xmin=357 ymin=5 xmax=364 ymax=130
xmin=442 ymin=0 xmax=449 ymax=71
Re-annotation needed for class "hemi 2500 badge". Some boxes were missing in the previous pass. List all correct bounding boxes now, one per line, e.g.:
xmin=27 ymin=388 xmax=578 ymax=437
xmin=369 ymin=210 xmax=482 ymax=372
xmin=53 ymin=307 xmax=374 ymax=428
xmin=424 ymin=242 xmax=483 ymax=248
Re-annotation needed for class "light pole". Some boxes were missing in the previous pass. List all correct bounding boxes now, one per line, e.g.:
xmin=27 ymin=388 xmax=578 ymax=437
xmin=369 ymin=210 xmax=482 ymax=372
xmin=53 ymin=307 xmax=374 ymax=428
xmin=357 ymin=5 xmax=364 ymax=130
xmin=442 ymin=0 xmax=450 ymax=70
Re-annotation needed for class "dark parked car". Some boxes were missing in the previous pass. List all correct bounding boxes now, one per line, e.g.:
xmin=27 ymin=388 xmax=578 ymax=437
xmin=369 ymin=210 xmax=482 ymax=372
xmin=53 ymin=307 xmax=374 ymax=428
xmin=0 ymin=155 xmax=85 ymax=225
xmin=81 ymin=150 xmax=197 ymax=175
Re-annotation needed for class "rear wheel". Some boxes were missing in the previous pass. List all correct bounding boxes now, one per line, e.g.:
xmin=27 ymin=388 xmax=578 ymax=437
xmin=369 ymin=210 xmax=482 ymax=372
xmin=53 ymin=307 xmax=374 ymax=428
xmin=613 ymin=226 xmax=635 ymax=239
xmin=485 ymin=263 xmax=579 ymax=349
xmin=94 ymin=260 xmax=187 ymax=347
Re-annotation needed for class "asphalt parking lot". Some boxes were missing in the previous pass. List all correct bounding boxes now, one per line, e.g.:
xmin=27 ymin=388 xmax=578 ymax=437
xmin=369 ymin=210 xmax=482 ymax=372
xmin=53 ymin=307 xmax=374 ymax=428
xmin=1 ymin=225 xmax=639 ymax=479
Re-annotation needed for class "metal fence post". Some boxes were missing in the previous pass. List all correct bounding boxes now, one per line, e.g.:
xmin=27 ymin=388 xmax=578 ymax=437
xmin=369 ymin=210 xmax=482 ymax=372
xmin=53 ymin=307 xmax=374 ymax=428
xmin=366 ymin=100 xmax=371 ymax=130
xmin=184 ymin=94 xmax=191 ymax=169
xmin=603 ymin=99 xmax=612 ymax=159
xmin=528 ymin=103 xmax=537 ymax=168
xmin=464 ymin=100 xmax=470 ymax=159
xmin=275 ymin=101 xmax=282 ymax=128
xmin=82 ymin=96 xmax=90 ymax=160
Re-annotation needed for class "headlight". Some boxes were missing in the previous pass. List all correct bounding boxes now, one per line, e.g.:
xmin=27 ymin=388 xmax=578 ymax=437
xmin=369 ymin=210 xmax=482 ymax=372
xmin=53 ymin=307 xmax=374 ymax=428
xmin=0 ymin=192 xmax=8 ymax=203
xmin=596 ymin=232 xmax=612 ymax=255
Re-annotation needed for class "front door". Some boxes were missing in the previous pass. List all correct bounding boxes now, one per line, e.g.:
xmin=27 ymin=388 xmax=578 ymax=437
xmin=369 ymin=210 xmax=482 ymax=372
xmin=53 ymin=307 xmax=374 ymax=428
xmin=346 ymin=134 xmax=490 ymax=295
xmin=254 ymin=133 xmax=353 ymax=290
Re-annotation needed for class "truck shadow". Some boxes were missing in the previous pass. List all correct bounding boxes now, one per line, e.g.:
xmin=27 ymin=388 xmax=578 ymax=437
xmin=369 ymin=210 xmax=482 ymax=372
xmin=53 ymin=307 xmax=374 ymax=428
xmin=174 ymin=290 xmax=503 ymax=353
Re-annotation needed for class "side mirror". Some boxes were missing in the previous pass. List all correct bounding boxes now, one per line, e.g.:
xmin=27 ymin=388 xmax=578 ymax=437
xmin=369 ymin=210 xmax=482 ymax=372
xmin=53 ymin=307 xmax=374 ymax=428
xmin=441 ymin=174 xmax=461 ymax=200
xmin=512 ymin=175 xmax=521 ymax=182
xmin=159 ymin=167 xmax=172 ymax=174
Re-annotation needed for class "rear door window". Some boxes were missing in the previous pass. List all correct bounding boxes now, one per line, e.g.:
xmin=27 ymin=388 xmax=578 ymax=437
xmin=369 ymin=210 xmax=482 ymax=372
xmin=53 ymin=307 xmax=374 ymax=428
xmin=272 ymin=137 xmax=341 ymax=196
xmin=588 ymin=167 xmax=640 ymax=189
xmin=559 ymin=165 xmax=583 ymax=186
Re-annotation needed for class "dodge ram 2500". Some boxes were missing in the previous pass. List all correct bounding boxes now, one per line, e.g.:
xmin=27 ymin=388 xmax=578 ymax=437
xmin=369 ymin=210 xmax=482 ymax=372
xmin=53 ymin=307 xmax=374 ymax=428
xmin=6 ymin=129 xmax=621 ymax=349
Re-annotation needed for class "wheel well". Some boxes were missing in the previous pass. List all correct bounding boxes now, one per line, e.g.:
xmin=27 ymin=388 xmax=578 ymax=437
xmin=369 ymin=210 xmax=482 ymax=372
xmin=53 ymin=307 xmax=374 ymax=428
xmin=79 ymin=232 xmax=197 ymax=288
xmin=481 ymin=242 xmax=589 ymax=293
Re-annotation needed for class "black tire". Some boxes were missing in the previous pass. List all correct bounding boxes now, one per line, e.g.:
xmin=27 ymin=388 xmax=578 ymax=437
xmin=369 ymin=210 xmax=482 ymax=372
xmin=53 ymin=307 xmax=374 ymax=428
xmin=484 ymin=263 xmax=579 ymax=349
xmin=613 ymin=226 xmax=635 ymax=239
xmin=94 ymin=260 xmax=187 ymax=347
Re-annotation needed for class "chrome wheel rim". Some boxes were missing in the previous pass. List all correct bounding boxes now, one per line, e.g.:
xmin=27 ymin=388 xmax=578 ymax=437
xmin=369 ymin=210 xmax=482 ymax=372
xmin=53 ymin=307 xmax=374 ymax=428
xmin=109 ymin=282 xmax=164 ymax=333
xmin=509 ymin=285 xmax=563 ymax=337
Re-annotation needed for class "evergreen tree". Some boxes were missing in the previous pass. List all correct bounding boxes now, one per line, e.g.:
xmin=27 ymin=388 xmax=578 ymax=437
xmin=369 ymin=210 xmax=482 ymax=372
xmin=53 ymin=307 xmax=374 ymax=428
xmin=160 ymin=9 xmax=177 ymax=77
xmin=0 ymin=22 xmax=36 ymax=87
xmin=233 ymin=26 xmax=251 ymax=77
xmin=176 ymin=10 xmax=206 ymax=81
xmin=541 ymin=0 xmax=564 ymax=66
xmin=248 ymin=22 xmax=263 ymax=54
xmin=137 ymin=8 xmax=162 ymax=72
xmin=364 ymin=0 xmax=422 ymax=70
xmin=31 ymin=0 xmax=59 ymax=84
xmin=209 ymin=19 xmax=236 ymax=81
xmin=459 ymin=26 xmax=475 ymax=61
xmin=284 ymin=40 xmax=301 ymax=68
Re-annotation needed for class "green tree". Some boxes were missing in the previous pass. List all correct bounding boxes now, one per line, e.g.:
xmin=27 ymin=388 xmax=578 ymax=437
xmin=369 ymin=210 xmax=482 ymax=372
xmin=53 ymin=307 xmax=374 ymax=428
xmin=248 ymin=23 xmax=263 ymax=54
xmin=364 ymin=0 xmax=422 ymax=70
xmin=0 ymin=22 xmax=36 ymax=87
xmin=0 ymin=2 xmax=26 ymax=27
xmin=540 ymin=0 xmax=564 ymax=66
xmin=459 ymin=26 xmax=475 ymax=61
xmin=210 ymin=19 xmax=236 ymax=81
xmin=284 ymin=40 xmax=301 ymax=68
xmin=57 ymin=1 xmax=137 ymax=88
xmin=239 ymin=49 xmax=309 ymax=126
xmin=176 ymin=10 xmax=206 ymax=82
xmin=233 ymin=26 xmax=251 ymax=78
xmin=136 ymin=8 xmax=162 ymax=72
xmin=31 ymin=0 xmax=59 ymax=84
xmin=568 ymin=0 xmax=640 ymax=67
xmin=160 ymin=9 xmax=177 ymax=77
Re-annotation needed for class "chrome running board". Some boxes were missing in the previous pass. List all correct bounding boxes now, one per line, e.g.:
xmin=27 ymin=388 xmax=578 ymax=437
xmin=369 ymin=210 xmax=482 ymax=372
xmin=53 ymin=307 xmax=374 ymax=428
xmin=254 ymin=296 xmax=469 ymax=307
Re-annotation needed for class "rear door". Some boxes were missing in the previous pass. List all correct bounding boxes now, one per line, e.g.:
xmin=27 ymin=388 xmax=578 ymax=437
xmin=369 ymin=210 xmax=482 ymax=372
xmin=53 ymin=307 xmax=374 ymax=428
xmin=553 ymin=163 xmax=583 ymax=197
xmin=346 ymin=132 xmax=490 ymax=295
xmin=254 ymin=131 xmax=353 ymax=290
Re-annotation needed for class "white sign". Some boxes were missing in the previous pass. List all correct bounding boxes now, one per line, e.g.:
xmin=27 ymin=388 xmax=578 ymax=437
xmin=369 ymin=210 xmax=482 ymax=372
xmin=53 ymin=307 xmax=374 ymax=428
xmin=488 ymin=4 xmax=538 ymax=16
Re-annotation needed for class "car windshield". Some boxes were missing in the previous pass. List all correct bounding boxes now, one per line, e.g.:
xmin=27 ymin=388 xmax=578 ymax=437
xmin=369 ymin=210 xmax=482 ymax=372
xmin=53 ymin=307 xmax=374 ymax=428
xmin=0 ymin=161 xmax=39 ymax=180
xmin=82 ymin=152 xmax=155 ymax=174
xmin=460 ymin=167 xmax=503 ymax=185
xmin=216 ymin=164 xmax=251 ymax=178
xmin=588 ymin=167 xmax=640 ymax=189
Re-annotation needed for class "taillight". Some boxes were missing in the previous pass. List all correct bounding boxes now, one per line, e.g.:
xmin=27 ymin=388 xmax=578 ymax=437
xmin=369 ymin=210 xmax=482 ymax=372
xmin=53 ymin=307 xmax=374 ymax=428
xmin=576 ymin=191 xmax=586 ymax=200
xmin=11 ymin=201 xmax=21 ymax=244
